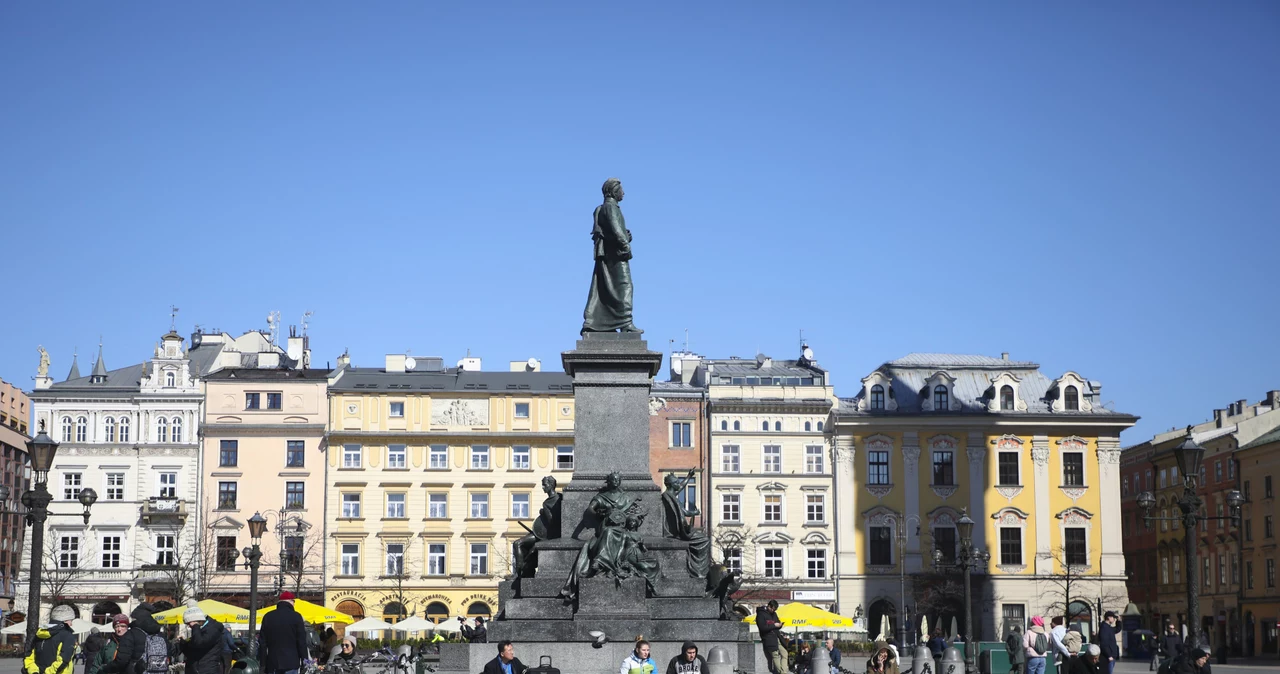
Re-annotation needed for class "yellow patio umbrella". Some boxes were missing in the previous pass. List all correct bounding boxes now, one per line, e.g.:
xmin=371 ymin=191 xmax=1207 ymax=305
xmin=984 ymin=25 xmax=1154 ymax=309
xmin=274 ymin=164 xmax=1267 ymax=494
xmin=154 ymin=600 xmax=251 ymax=625
xmin=743 ymin=602 xmax=856 ymax=630
xmin=256 ymin=599 xmax=353 ymax=625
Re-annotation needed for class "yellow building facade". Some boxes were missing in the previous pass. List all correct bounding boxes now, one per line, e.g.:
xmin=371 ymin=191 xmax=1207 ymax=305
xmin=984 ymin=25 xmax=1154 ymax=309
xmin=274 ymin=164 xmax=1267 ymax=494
xmin=829 ymin=354 xmax=1136 ymax=641
xmin=324 ymin=354 xmax=573 ymax=623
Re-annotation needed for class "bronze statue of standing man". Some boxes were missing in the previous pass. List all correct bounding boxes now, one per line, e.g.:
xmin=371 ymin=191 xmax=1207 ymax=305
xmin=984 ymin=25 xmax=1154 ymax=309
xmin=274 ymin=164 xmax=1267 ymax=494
xmin=581 ymin=178 xmax=641 ymax=334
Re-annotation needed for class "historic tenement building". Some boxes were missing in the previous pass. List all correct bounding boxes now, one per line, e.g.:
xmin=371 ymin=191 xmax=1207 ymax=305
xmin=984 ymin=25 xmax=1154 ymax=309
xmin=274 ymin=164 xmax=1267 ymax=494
xmin=648 ymin=352 xmax=710 ymax=531
xmin=0 ymin=378 xmax=31 ymax=616
xmin=1238 ymin=425 xmax=1280 ymax=659
xmin=324 ymin=354 xmax=573 ymax=623
xmin=828 ymin=353 xmax=1136 ymax=642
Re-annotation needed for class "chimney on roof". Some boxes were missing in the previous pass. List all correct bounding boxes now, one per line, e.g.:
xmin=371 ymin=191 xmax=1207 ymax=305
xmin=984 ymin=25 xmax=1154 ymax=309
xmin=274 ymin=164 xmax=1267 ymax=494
xmin=287 ymin=326 xmax=307 ymax=366
xmin=336 ymin=351 xmax=350 ymax=369
xmin=1237 ymin=399 xmax=1249 ymax=417
xmin=509 ymin=359 xmax=541 ymax=373
xmin=386 ymin=354 xmax=406 ymax=374
xmin=1214 ymin=409 xmax=1225 ymax=426
xmin=1001 ymin=352 xmax=1010 ymax=361
xmin=1266 ymin=391 xmax=1280 ymax=409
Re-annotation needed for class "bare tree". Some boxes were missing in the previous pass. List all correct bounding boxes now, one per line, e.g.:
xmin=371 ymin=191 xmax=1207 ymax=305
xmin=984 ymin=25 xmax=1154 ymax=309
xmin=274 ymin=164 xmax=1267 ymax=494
xmin=276 ymin=523 xmax=325 ymax=597
xmin=40 ymin=534 xmax=97 ymax=606
xmin=1036 ymin=547 xmax=1129 ymax=626
xmin=380 ymin=546 xmax=420 ymax=622
xmin=140 ymin=524 xmax=208 ymax=606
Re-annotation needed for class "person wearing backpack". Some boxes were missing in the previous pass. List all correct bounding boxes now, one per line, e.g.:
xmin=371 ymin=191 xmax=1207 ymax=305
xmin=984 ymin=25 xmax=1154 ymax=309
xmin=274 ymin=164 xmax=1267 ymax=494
xmin=178 ymin=606 xmax=226 ymax=674
xmin=1006 ymin=625 xmax=1026 ymax=674
xmin=1024 ymin=617 xmax=1050 ymax=674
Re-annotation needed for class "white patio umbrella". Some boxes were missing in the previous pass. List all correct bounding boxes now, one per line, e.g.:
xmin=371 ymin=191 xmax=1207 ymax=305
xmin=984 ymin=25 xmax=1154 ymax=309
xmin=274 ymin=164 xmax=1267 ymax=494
xmin=390 ymin=616 xmax=434 ymax=633
xmin=342 ymin=617 xmax=394 ymax=633
xmin=920 ymin=615 xmax=930 ymax=643
xmin=429 ymin=616 xmax=464 ymax=634
xmin=950 ymin=616 xmax=959 ymax=639
xmin=70 ymin=618 xmax=103 ymax=634
xmin=879 ymin=614 xmax=892 ymax=642
xmin=1 ymin=622 xmax=26 ymax=635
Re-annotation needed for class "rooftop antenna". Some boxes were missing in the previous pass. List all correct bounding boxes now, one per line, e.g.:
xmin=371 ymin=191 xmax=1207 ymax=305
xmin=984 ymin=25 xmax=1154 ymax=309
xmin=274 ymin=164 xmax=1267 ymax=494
xmin=301 ymin=311 xmax=313 ymax=337
xmin=266 ymin=311 xmax=281 ymax=345
xmin=684 ymin=328 xmax=689 ymax=352
xmin=170 ymin=305 xmax=180 ymax=331
xmin=799 ymin=328 xmax=805 ymax=352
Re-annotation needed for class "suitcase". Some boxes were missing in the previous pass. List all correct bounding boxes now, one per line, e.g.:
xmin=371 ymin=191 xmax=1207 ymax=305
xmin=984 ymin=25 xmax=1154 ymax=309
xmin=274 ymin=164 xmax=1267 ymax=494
xmin=526 ymin=655 xmax=560 ymax=674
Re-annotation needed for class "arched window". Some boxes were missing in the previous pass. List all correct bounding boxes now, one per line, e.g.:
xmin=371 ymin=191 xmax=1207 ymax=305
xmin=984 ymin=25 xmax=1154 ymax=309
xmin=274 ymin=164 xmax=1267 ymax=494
xmin=733 ymin=421 xmax=740 ymax=431
xmin=91 ymin=601 xmax=123 ymax=625
xmin=466 ymin=601 xmax=492 ymax=617
xmin=157 ymin=418 xmax=168 ymax=443
xmin=1064 ymin=386 xmax=1079 ymax=411
xmin=61 ymin=417 xmax=73 ymax=442
xmin=804 ymin=422 xmax=812 ymax=432
xmin=425 ymin=602 xmax=450 ymax=623
xmin=1000 ymin=385 xmax=1015 ymax=411
xmin=76 ymin=416 xmax=87 ymax=442
xmin=774 ymin=421 xmax=781 ymax=431
xmin=382 ymin=601 xmax=407 ymax=624
xmin=817 ymin=421 xmax=823 ymax=432
xmin=335 ymin=600 xmax=365 ymax=621
xmin=720 ymin=420 xmax=727 ymax=431
xmin=171 ymin=417 xmax=183 ymax=443
xmin=933 ymin=386 xmax=949 ymax=411
xmin=118 ymin=417 xmax=130 ymax=442
xmin=762 ymin=421 xmax=769 ymax=431
xmin=870 ymin=385 xmax=885 ymax=410
xmin=165 ymin=371 xmax=176 ymax=387
xmin=104 ymin=417 xmax=116 ymax=443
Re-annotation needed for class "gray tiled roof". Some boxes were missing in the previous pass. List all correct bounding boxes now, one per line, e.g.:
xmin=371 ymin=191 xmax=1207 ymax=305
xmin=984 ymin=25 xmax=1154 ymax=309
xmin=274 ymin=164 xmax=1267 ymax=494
xmin=41 ymin=342 xmax=225 ymax=396
xmin=65 ymin=354 xmax=80 ymax=381
xmin=1240 ymin=426 xmax=1280 ymax=451
xmin=652 ymin=380 xmax=706 ymax=396
xmin=705 ymin=359 xmax=825 ymax=377
xmin=886 ymin=353 xmax=1039 ymax=369
xmin=330 ymin=367 xmax=573 ymax=393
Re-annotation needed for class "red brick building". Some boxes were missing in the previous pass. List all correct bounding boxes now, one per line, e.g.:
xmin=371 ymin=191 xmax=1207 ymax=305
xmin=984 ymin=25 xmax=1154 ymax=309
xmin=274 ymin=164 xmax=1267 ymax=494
xmin=649 ymin=375 xmax=709 ymax=530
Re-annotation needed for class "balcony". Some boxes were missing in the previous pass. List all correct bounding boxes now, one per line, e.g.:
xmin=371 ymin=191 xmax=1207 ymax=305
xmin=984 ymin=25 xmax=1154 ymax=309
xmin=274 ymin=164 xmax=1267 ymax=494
xmin=140 ymin=497 xmax=188 ymax=525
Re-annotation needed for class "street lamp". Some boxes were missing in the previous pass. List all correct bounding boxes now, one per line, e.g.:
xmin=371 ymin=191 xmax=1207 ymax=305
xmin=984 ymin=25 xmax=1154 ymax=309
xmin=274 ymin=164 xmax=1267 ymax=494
xmin=933 ymin=509 xmax=990 ymax=674
xmin=245 ymin=512 xmax=268 ymax=654
xmin=1136 ymin=427 xmax=1243 ymax=651
xmin=889 ymin=514 xmax=921 ymax=651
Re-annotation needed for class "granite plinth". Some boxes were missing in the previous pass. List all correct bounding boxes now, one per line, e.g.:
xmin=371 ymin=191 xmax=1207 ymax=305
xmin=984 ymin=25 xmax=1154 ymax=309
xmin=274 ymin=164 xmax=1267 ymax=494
xmin=645 ymin=597 xmax=720 ymax=620
xmin=575 ymin=577 xmax=648 ymax=618
xmin=486 ymin=618 xmax=751 ymax=643
xmin=501 ymin=597 xmax=573 ymax=621
xmin=437 ymin=641 xmax=756 ymax=674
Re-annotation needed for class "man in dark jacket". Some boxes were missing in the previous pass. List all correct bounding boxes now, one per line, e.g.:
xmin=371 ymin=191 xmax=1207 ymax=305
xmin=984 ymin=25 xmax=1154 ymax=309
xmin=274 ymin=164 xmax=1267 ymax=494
xmin=482 ymin=641 xmax=526 ymax=674
xmin=1066 ymin=644 xmax=1101 ymax=674
xmin=1097 ymin=612 xmax=1120 ymax=674
xmin=1159 ymin=624 xmax=1185 ymax=661
xmin=469 ymin=617 xmax=488 ymax=644
xmin=179 ymin=606 xmax=227 ymax=674
xmin=756 ymin=601 xmax=786 ymax=674
xmin=258 ymin=592 xmax=308 ymax=674
xmin=1007 ymin=625 xmax=1027 ymax=674
xmin=666 ymin=641 xmax=707 ymax=674
xmin=1171 ymin=649 xmax=1208 ymax=674
xmin=24 ymin=605 xmax=78 ymax=674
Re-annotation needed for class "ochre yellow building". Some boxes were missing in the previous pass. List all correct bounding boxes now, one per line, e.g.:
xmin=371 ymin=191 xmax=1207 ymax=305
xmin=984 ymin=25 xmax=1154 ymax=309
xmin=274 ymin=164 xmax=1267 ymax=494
xmin=324 ymin=354 xmax=573 ymax=623
xmin=828 ymin=353 xmax=1136 ymax=641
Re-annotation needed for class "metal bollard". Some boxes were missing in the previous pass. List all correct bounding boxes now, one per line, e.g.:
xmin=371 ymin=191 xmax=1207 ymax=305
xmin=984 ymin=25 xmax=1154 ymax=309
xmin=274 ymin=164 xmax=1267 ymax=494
xmin=706 ymin=646 xmax=733 ymax=674
xmin=811 ymin=644 xmax=831 ymax=674
xmin=941 ymin=647 xmax=964 ymax=674
xmin=913 ymin=645 xmax=934 ymax=674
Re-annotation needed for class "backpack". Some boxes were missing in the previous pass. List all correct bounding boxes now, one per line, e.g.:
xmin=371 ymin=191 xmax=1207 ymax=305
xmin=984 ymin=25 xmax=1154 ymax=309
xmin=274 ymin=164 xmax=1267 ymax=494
xmin=1034 ymin=633 xmax=1048 ymax=655
xmin=1006 ymin=633 xmax=1020 ymax=654
xmin=143 ymin=634 xmax=170 ymax=674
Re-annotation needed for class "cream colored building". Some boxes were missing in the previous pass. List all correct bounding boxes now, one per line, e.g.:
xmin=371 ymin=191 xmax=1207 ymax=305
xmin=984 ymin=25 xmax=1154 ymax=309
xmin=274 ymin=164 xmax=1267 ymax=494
xmin=324 ymin=353 xmax=573 ymax=623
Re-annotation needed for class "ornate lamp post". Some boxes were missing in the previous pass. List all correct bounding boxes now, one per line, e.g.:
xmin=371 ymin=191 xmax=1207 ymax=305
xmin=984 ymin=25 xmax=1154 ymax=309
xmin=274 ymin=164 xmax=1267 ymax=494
xmin=1137 ymin=427 xmax=1243 ymax=650
xmin=934 ymin=509 xmax=990 ymax=674
xmin=244 ymin=512 xmax=268 ymax=654
xmin=891 ymin=513 xmax=921 ymax=651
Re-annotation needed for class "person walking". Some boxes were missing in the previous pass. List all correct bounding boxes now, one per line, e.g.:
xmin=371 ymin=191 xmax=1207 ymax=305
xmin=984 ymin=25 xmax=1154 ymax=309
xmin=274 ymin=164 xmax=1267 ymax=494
xmin=825 ymin=638 xmax=841 ymax=674
xmin=1050 ymin=618 xmax=1071 ymax=671
xmin=179 ymin=606 xmax=226 ymax=674
xmin=258 ymin=592 xmax=309 ymax=674
xmin=25 ymin=605 xmax=79 ymax=674
xmin=929 ymin=629 xmax=947 ymax=660
xmin=1006 ymin=625 xmax=1026 ymax=674
xmin=1024 ymin=617 xmax=1050 ymax=674
xmin=1159 ymin=623 xmax=1185 ymax=666
xmin=755 ymin=601 xmax=786 ymax=674
xmin=665 ymin=641 xmax=706 ymax=674
xmin=1097 ymin=613 xmax=1120 ymax=674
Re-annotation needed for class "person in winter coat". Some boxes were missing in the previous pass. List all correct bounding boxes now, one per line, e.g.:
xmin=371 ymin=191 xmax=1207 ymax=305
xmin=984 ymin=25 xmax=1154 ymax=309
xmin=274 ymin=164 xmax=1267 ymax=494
xmin=1170 ymin=648 xmax=1209 ymax=674
xmin=665 ymin=642 xmax=707 ymax=674
xmin=258 ymin=592 xmax=309 ymax=674
xmin=468 ymin=617 xmax=487 ymax=644
xmin=865 ymin=641 xmax=899 ymax=674
xmin=1097 ymin=612 xmax=1121 ymax=674
xmin=99 ymin=607 xmax=153 ymax=674
xmin=1006 ymin=625 xmax=1026 ymax=674
xmin=1024 ymin=617 xmax=1051 ymax=674
xmin=81 ymin=631 xmax=106 ymax=674
xmin=25 ymin=605 xmax=79 ymax=674
xmin=86 ymin=618 xmax=127 ymax=674
xmin=756 ymin=601 xmax=787 ymax=674
xmin=620 ymin=641 xmax=657 ymax=674
xmin=1159 ymin=624 xmax=1185 ymax=661
xmin=1066 ymin=645 xmax=1101 ymax=674
xmin=178 ymin=606 xmax=226 ymax=674
xmin=929 ymin=630 xmax=947 ymax=659
xmin=482 ymin=641 xmax=526 ymax=674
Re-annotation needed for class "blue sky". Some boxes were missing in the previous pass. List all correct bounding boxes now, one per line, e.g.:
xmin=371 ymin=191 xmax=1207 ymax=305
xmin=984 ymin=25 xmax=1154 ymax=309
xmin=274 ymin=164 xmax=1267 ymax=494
xmin=2 ymin=3 xmax=1277 ymax=443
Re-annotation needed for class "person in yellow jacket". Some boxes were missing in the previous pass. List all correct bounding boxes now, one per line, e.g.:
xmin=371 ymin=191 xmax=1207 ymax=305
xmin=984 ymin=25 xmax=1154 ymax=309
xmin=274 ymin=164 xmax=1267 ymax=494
xmin=25 ymin=605 xmax=78 ymax=674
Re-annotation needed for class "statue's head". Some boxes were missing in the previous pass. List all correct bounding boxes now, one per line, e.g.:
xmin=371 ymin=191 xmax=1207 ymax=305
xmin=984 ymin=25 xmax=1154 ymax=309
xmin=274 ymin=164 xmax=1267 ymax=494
xmin=605 ymin=472 xmax=622 ymax=489
xmin=541 ymin=475 xmax=557 ymax=493
xmin=602 ymin=177 xmax=624 ymax=202
xmin=663 ymin=473 xmax=678 ymax=489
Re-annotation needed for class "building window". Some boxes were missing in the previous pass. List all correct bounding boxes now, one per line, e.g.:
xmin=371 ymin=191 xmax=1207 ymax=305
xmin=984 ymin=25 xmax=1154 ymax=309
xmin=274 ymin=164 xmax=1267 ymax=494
xmin=671 ymin=422 xmax=692 ymax=448
xmin=805 ymin=494 xmax=825 ymax=523
xmin=114 ymin=416 xmax=128 ymax=442
xmin=1000 ymin=385 xmax=1015 ymax=411
xmin=218 ymin=482 xmax=238 ymax=509
xmin=1063 ymin=453 xmax=1085 ymax=487
xmin=1161 ymin=555 xmax=1170 ymax=584
xmin=341 ymin=493 xmax=361 ymax=518
xmin=470 ymin=493 xmax=490 ymax=519
xmin=724 ymin=547 xmax=742 ymax=573
xmin=429 ymin=445 xmax=448 ymax=469
xmin=158 ymin=472 xmax=177 ymax=498
xmin=763 ymin=494 xmax=782 ymax=523
xmin=216 ymin=536 xmax=237 ymax=571
xmin=386 ymin=543 xmax=405 ymax=576
xmin=1159 ymin=469 xmax=1167 ymax=489
xmin=343 ymin=444 xmax=362 ymax=468
xmin=870 ymin=385 xmax=886 ymax=410
xmin=172 ymin=417 xmax=183 ymax=443
xmin=935 ymin=527 xmax=957 ymax=564
xmin=1214 ymin=460 xmax=1223 ymax=483
xmin=385 ymin=493 xmax=405 ymax=518
xmin=156 ymin=418 xmax=168 ymax=443
xmin=806 ymin=549 xmax=827 ymax=579
xmin=762 ymin=445 xmax=782 ymax=473
xmin=1064 ymin=386 xmax=1079 ymax=411
xmin=59 ymin=535 xmax=80 ymax=568
xmin=514 ymin=403 xmax=530 ymax=419
xmin=999 ymin=527 xmax=1022 ymax=566
xmin=427 ymin=543 xmax=446 ymax=576
xmin=282 ymin=481 xmax=304 ymax=509
xmin=762 ymin=421 xmax=770 ymax=432
xmin=245 ymin=393 xmax=260 ymax=410
xmin=1246 ymin=561 xmax=1254 ymax=589
xmin=805 ymin=445 xmax=824 ymax=473
xmin=932 ymin=451 xmax=955 ymax=486
xmin=678 ymin=477 xmax=697 ymax=510
xmin=869 ymin=526 xmax=892 ymax=565
xmin=470 ymin=543 xmax=488 ymax=576
xmin=817 ymin=421 xmax=823 ymax=431
xmin=774 ymin=421 xmax=782 ymax=431
xmin=76 ymin=416 xmax=87 ymax=442
xmin=512 ymin=492 xmax=531 ymax=519
xmin=1266 ymin=475 xmax=1273 ymax=498
xmin=1245 ymin=519 xmax=1253 ymax=541
xmin=1229 ymin=459 xmax=1235 ymax=480
xmin=1219 ymin=556 xmax=1227 ymax=586
xmin=510 ymin=445 xmax=530 ymax=470
xmin=220 ymin=440 xmax=238 ymax=467
xmin=1266 ymin=515 xmax=1274 ymax=538
xmin=763 ymin=548 xmax=783 ymax=578
xmin=868 ymin=451 xmax=890 ymax=485
xmin=61 ymin=416 xmax=73 ymax=442
xmin=389 ymin=402 xmax=405 ymax=418
xmin=104 ymin=417 xmax=116 ymax=442
xmin=733 ymin=421 xmax=740 ymax=431
xmin=165 ymin=371 xmax=176 ymax=387
xmin=105 ymin=472 xmax=125 ymax=500
xmin=283 ymin=535 xmax=303 ymax=571
xmin=387 ymin=444 xmax=407 ymax=469
xmin=933 ymin=386 xmax=949 ymax=411
xmin=1204 ymin=557 xmax=1212 ymax=589
xmin=471 ymin=445 xmax=490 ymax=470
xmin=805 ymin=421 xmax=812 ymax=432
xmin=428 ymin=493 xmax=447 ymax=518
xmin=1064 ymin=527 xmax=1087 ymax=566
xmin=155 ymin=534 xmax=176 ymax=566
xmin=341 ymin=544 xmax=360 ymax=575
xmin=1122 ymin=476 xmax=1129 ymax=496
xmin=720 ymin=420 xmax=727 ymax=431
xmin=1145 ymin=469 xmax=1151 ymax=490
xmin=266 ymin=393 xmax=282 ymax=410
xmin=721 ymin=493 xmax=740 ymax=522
xmin=721 ymin=445 xmax=740 ymax=473
xmin=556 ymin=446 xmax=574 ymax=471
xmin=101 ymin=535 xmax=121 ymax=568
xmin=286 ymin=440 xmax=305 ymax=467
xmin=63 ymin=472 xmax=83 ymax=500
xmin=998 ymin=452 xmax=1020 ymax=486
xmin=1266 ymin=559 xmax=1275 ymax=588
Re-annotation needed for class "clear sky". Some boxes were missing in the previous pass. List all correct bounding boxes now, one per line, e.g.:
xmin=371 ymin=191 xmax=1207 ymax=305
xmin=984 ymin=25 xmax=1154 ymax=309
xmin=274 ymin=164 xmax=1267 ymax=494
xmin=2 ymin=3 xmax=1277 ymax=444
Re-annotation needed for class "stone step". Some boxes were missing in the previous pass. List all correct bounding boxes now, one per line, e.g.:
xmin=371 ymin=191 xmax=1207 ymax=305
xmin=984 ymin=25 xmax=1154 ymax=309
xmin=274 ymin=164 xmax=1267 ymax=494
xmin=646 ymin=597 xmax=720 ymax=620
xmin=502 ymin=597 xmax=573 ymax=621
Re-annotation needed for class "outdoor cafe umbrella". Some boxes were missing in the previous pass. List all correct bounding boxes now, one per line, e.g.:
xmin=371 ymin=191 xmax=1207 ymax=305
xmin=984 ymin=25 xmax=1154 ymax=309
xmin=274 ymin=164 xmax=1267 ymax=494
xmin=429 ymin=616 xmax=464 ymax=634
xmin=154 ymin=600 xmax=250 ymax=625
xmin=743 ymin=603 xmax=857 ymax=631
xmin=257 ymin=599 xmax=353 ymax=625
xmin=0 ymin=620 xmax=103 ymax=635
xmin=343 ymin=617 xmax=394 ymax=634
xmin=878 ymin=614 xmax=892 ymax=642
xmin=388 ymin=616 xmax=434 ymax=633
xmin=920 ymin=615 xmax=929 ymax=642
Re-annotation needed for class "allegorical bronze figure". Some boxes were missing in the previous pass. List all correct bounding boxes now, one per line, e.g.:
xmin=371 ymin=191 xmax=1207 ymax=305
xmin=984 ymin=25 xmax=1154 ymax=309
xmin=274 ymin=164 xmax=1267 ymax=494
xmin=559 ymin=472 xmax=653 ymax=599
xmin=661 ymin=470 xmax=712 ymax=578
xmin=581 ymin=177 xmax=641 ymax=334
xmin=511 ymin=475 xmax=562 ymax=578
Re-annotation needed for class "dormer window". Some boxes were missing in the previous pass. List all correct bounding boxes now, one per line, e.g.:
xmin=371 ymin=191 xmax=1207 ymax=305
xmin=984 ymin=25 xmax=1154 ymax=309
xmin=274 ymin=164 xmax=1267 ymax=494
xmin=933 ymin=386 xmax=949 ymax=411
xmin=921 ymin=372 xmax=958 ymax=412
xmin=871 ymin=385 xmax=885 ymax=410
xmin=1000 ymin=386 xmax=1014 ymax=411
xmin=1050 ymin=373 xmax=1093 ymax=413
xmin=165 ymin=371 xmax=176 ymax=387
xmin=1064 ymin=386 xmax=1080 ymax=411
